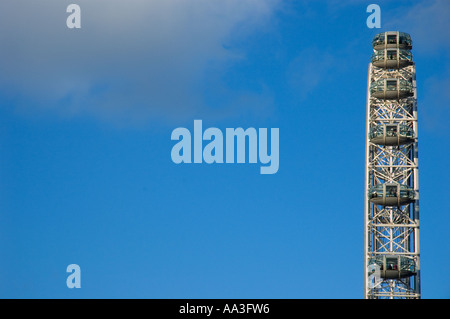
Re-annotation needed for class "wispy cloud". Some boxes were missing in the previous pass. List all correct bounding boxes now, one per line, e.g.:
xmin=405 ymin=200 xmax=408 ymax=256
xmin=384 ymin=0 xmax=450 ymax=134
xmin=385 ymin=0 xmax=450 ymax=54
xmin=0 ymin=0 xmax=279 ymax=125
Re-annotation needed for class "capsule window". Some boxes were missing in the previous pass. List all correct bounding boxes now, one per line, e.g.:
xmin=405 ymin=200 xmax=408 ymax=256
xmin=386 ymin=125 xmax=397 ymax=137
xmin=387 ymin=35 xmax=397 ymax=44
xmin=386 ymin=185 xmax=397 ymax=197
xmin=386 ymin=80 xmax=397 ymax=91
xmin=387 ymin=50 xmax=397 ymax=60
xmin=399 ymin=33 xmax=411 ymax=46
xmin=386 ymin=257 xmax=397 ymax=270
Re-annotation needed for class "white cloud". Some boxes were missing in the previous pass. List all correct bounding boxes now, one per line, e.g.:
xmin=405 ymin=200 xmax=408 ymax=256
xmin=385 ymin=0 xmax=450 ymax=54
xmin=384 ymin=0 xmax=450 ymax=134
xmin=0 ymin=0 xmax=279 ymax=125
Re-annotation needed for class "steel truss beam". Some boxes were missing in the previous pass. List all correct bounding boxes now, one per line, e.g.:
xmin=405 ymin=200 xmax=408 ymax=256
xmin=364 ymin=35 xmax=420 ymax=299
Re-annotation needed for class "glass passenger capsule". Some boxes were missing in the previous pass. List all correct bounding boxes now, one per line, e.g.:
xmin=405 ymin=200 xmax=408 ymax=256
xmin=370 ymin=78 xmax=413 ymax=100
xmin=369 ymin=124 xmax=414 ymax=146
xmin=372 ymin=31 xmax=412 ymax=50
xmin=368 ymin=183 xmax=415 ymax=206
xmin=368 ymin=255 xmax=416 ymax=279
xmin=371 ymin=48 xmax=413 ymax=69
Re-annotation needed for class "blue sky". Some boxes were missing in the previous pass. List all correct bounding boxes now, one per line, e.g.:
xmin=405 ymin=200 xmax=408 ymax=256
xmin=0 ymin=0 xmax=449 ymax=298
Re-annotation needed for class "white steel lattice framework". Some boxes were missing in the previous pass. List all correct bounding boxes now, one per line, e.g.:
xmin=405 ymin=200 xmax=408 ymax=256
xmin=364 ymin=31 xmax=420 ymax=299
